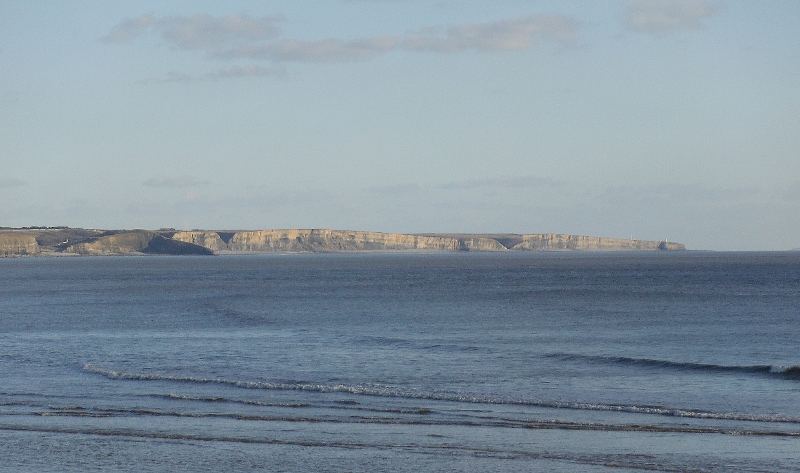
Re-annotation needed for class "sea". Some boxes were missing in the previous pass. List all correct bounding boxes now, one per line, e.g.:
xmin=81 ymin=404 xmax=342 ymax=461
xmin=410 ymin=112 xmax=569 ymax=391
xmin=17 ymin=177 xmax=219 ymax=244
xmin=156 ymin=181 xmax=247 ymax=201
xmin=1 ymin=251 xmax=799 ymax=472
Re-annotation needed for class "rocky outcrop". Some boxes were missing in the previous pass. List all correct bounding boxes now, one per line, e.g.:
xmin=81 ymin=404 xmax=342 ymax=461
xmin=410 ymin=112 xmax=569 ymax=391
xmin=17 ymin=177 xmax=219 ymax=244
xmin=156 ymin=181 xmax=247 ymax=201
xmin=172 ymin=229 xmax=684 ymax=253
xmin=170 ymin=231 xmax=229 ymax=253
xmin=64 ymin=231 xmax=213 ymax=256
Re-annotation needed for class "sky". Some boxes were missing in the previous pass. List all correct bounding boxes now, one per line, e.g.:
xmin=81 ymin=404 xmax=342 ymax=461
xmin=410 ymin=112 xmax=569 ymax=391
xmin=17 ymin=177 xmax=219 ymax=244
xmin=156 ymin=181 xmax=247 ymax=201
xmin=1 ymin=1 xmax=798 ymax=250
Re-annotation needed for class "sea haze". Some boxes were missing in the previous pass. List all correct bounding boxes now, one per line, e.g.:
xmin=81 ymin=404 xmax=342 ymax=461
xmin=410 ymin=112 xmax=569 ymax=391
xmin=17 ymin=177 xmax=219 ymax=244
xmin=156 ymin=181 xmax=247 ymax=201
xmin=1 ymin=252 xmax=799 ymax=472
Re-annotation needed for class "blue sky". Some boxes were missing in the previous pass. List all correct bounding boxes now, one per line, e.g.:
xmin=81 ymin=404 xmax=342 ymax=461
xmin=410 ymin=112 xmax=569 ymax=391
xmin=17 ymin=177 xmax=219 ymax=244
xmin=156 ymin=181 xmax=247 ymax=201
xmin=1 ymin=1 xmax=798 ymax=250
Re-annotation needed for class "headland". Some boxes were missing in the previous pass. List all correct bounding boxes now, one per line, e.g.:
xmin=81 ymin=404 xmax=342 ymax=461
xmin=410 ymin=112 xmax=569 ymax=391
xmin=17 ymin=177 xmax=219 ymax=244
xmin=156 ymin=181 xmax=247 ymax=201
xmin=0 ymin=227 xmax=685 ymax=257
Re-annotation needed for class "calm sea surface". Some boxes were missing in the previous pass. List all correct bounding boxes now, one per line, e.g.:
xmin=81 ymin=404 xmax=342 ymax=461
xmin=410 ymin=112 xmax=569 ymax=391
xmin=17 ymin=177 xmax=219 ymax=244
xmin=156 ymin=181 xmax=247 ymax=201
xmin=1 ymin=252 xmax=799 ymax=472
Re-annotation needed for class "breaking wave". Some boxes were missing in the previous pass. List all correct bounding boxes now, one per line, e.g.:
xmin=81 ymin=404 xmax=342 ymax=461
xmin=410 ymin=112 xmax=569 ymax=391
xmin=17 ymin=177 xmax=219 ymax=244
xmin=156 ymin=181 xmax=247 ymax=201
xmin=546 ymin=353 xmax=800 ymax=379
xmin=83 ymin=364 xmax=800 ymax=424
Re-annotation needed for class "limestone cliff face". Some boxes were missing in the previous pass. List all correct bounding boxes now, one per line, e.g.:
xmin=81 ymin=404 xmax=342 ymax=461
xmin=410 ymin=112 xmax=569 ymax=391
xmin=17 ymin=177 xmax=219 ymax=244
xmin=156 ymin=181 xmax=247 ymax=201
xmin=170 ymin=231 xmax=229 ymax=253
xmin=173 ymin=229 xmax=683 ymax=253
xmin=457 ymin=237 xmax=509 ymax=251
xmin=0 ymin=233 xmax=40 ymax=256
xmin=174 ymin=229 xmax=476 ymax=252
xmin=509 ymin=234 xmax=685 ymax=251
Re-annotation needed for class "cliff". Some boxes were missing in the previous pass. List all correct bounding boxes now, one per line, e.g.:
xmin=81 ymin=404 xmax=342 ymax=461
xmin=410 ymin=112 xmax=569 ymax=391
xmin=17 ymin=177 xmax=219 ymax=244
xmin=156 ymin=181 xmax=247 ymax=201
xmin=173 ymin=229 xmax=511 ymax=253
xmin=0 ymin=229 xmax=211 ymax=256
xmin=0 ymin=228 xmax=685 ymax=257
xmin=64 ymin=231 xmax=213 ymax=256
xmin=0 ymin=232 xmax=40 ymax=256
xmin=171 ymin=229 xmax=685 ymax=253
xmin=503 ymin=234 xmax=684 ymax=251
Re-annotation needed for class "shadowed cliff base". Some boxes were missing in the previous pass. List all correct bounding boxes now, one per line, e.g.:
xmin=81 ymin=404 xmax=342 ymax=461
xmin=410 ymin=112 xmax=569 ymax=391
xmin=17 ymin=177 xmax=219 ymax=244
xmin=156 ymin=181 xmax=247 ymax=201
xmin=0 ymin=228 xmax=684 ymax=257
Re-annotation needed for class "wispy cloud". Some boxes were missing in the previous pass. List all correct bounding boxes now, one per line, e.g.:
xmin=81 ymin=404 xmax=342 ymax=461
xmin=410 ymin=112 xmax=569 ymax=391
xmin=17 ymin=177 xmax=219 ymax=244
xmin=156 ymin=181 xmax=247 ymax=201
xmin=785 ymin=182 xmax=800 ymax=201
xmin=105 ymin=13 xmax=579 ymax=68
xmin=0 ymin=91 xmax=21 ymax=107
xmin=138 ymin=65 xmax=288 ymax=83
xmin=0 ymin=178 xmax=26 ymax=189
xmin=220 ymin=36 xmax=402 ymax=62
xmin=626 ymin=0 xmax=717 ymax=36
xmin=136 ymin=71 xmax=194 ymax=84
xmin=403 ymin=15 xmax=578 ymax=53
xmin=597 ymin=183 xmax=760 ymax=204
xmin=102 ymin=14 xmax=281 ymax=52
xmin=101 ymin=14 xmax=157 ymax=43
xmin=368 ymin=183 xmax=422 ymax=195
xmin=203 ymin=64 xmax=288 ymax=79
xmin=440 ymin=175 xmax=559 ymax=190
xmin=143 ymin=177 xmax=210 ymax=188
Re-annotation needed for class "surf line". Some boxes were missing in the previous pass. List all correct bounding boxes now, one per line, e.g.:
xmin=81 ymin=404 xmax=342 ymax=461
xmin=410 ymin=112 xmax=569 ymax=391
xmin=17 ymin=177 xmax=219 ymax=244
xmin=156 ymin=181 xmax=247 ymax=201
xmin=19 ymin=408 xmax=800 ymax=438
xmin=0 ymin=423 xmax=759 ymax=470
xmin=83 ymin=364 xmax=800 ymax=424
xmin=1 ymin=421 xmax=799 ymax=471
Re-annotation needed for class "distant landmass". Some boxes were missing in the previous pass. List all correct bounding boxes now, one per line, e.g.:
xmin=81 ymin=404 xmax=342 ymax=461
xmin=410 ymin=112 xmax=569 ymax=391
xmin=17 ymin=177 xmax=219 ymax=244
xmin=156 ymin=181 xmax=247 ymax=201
xmin=0 ymin=227 xmax=685 ymax=257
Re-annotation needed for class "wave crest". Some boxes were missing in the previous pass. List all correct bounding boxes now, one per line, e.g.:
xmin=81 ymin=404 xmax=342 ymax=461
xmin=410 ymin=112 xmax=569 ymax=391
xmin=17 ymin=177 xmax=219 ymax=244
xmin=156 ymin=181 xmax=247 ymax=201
xmin=546 ymin=354 xmax=800 ymax=379
xmin=83 ymin=364 xmax=800 ymax=424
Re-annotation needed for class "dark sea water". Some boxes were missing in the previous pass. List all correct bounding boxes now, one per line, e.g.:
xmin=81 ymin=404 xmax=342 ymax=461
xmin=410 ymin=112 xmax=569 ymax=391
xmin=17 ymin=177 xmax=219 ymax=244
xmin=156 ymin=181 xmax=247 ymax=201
xmin=1 ymin=252 xmax=799 ymax=472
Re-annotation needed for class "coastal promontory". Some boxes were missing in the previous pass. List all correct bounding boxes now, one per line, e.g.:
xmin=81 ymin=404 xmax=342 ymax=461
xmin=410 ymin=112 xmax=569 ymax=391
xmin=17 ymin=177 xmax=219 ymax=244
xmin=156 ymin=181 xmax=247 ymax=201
xmin=0 ymin=227 xmax=685 ymax=257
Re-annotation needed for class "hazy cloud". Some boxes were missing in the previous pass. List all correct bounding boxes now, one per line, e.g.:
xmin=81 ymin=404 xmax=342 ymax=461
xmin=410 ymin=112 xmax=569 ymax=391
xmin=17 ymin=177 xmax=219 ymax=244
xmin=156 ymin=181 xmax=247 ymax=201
xmin=403 ymin=15 xmax=578 ymax=53
xmin=220 ymin=36 xmax=401 ymax=62
xmin=367 ymin=183 xmax=422 ymax=195
xmin=204 ymin=64 xmax=288 ymax=79
xmin=1 ymin=91 xmax=21 ymax=107
xmin=101 ymin=14 xmax=157 ymax=43
xmin=0 ymin=178 xmax=26 ymax=189
xmin=143 ymin=177 xmax=210 ymax=188
xmin=106 ymin=13 xmax=579 ymax=66
xmin=627 ymin=0 xmax=716 ymax=36
xmin=136 ymin=71 xmax=195 ymax=84
xmin=441 ymin=175 xmax=558 ymax=190
xmin=103 ymin=14 xmax=281 ymax=52
xmin=784 ymin=182 xmax=800 ymax=201
xmin=597 ymin=183 xmax=760 ymax=204
xmin=137 ymin=65 xmax=287 ymax=84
